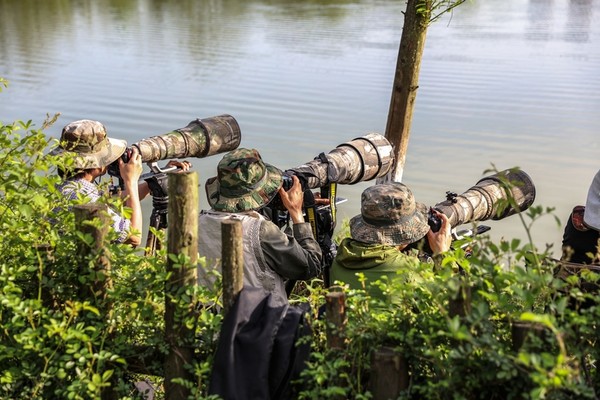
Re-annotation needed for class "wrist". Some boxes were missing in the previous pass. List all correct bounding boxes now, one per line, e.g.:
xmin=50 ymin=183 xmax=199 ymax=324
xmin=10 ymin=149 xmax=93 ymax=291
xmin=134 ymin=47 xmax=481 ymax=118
xmin=289 ymin=210 xmax=304 ymax=223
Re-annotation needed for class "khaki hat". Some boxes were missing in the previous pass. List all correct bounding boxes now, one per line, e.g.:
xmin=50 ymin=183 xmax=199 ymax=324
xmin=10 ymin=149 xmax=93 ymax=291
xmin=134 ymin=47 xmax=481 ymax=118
xmin=584 ymin=169 xmax=600 ymax=231
xmin=350 ymin=183 xmax=430 ymax=246
xmin=49 ymin=120 xmax=127 ymax=169
xmin=205 ymin=148 xmax=283 ymax=212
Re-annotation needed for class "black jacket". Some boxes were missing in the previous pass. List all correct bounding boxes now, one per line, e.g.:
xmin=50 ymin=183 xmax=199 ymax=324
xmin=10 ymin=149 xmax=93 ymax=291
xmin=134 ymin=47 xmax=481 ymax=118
xmin=209 ymin=286 xmax=312 ymax=400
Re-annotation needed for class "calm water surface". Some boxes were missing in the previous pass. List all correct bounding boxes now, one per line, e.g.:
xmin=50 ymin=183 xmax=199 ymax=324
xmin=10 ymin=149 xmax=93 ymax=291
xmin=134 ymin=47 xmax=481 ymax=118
xmin=1 ymin=0 xmax=599 ymax=258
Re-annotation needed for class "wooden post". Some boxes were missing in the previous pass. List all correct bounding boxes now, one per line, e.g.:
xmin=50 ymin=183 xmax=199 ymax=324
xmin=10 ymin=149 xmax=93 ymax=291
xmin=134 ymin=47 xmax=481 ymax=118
xmin=325 ymin=289 xmax=347 ymax=349
xmin=449 ymin=280 xmax=472 ymax=318
xmin=511 ymin=322 xmax=545 ymax=352
xmin=221 ymin=219 xmax=244 ymax=315
xmin=370 ymin=346 xmax=410 ymax=399
xmin=73 ymin=204 xmax=116 ymax=400
xmin=164 ymin=172 xmax=198 ymax=400
xmin=73 ymin=204 xmax=112 ymax=302
xmin=379 ymin=0 xmax=431 ymax=183
xmin=35 ymin=244 xmax=57 ymax=308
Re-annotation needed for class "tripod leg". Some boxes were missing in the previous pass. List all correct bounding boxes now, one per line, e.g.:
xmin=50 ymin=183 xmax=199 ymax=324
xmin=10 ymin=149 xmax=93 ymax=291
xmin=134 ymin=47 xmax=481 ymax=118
xmin=144 ymin=212 xmax=165 ymax=256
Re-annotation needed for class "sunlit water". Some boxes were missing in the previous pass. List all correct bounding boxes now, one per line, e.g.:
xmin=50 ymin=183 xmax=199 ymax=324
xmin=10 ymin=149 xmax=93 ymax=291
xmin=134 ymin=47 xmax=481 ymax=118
xmin=1 ymin=0 xmax=599 ymax=259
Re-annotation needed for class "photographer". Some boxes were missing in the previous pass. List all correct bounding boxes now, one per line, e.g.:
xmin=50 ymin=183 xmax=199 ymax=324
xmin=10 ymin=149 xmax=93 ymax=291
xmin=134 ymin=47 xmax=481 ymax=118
xmin=329 ymin=182 xmax=453 ymax=300
xmin=561 ymin=168 xmax=600 ymax=265
xmin=198 ymin=148 xmax=323 ymax=306
xmin=51 ymin=119 xmax=190 ymax=247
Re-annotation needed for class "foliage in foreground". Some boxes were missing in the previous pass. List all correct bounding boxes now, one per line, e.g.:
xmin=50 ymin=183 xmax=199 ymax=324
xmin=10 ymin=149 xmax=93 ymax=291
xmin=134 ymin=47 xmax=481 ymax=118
xmin=298 ymin=243 xmax=600 ymax=399
xmin=2 ymin=109 xmax=600 ymax=399
xmin=0 ymin=115 xmax=222 ymax=399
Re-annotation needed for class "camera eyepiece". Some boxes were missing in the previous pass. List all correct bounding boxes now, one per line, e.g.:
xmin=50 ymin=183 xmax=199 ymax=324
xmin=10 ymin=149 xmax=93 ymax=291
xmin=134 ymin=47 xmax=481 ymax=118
xmin=281 ymin=174 xmax=294 ymax=191
xmin=120 ymin=147 xmax=134 ymax=163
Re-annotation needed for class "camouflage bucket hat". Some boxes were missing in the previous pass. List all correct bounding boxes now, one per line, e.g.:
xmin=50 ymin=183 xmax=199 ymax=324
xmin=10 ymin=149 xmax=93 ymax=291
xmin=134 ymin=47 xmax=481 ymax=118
xmin=350 ymin=183 xmax=430 ymax=246
xmin=49 ymin=120 xmax=127 ymax=169
xmin=205 ymin=148 xmax=283 ymax=212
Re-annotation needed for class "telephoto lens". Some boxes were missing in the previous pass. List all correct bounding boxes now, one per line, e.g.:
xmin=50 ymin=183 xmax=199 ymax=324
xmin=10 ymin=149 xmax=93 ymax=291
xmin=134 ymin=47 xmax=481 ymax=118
xmin=285 ymin=133 xmax=393 ymax=189
xmin=432 ymin=168 xmax=536 ymax=228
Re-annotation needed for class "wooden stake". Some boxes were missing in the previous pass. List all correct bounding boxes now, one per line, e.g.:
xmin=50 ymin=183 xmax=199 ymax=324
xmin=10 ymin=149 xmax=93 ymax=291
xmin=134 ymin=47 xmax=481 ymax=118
xmin=164 ymin=172 xmax=199 ymax=400
xmin=221 ymin=219 xmax=244 ymax=315
xmin=325 ymin=289 xmax=347 ymax=349
xmin=370 ymin=346 xmax=410 ymax=399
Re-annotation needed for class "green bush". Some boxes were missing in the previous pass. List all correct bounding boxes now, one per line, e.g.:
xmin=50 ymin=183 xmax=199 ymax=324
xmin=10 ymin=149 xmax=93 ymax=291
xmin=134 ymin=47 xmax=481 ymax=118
xmin=0 ymin=101 xmax=222 ymax=399
xmin=297 ymin=203 xmax=600 ymax=399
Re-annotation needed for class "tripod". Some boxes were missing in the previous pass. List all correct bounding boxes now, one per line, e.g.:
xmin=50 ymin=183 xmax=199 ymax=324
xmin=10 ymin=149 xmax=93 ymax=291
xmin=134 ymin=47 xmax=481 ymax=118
xmin=141 ymin=161 xmax=184 ymax=256
xmin=144 ymin=172 xmax=170 ymax=256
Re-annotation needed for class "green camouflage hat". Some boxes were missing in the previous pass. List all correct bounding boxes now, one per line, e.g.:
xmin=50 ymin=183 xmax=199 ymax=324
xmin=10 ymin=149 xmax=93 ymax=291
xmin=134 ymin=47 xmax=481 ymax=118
xmin=205 ymin=148 xmax=283 ymax=212
xmin=350 ymin=183 xmax=430 ymax=246
xmin=49 ymin=120 xmax=127 ymax=169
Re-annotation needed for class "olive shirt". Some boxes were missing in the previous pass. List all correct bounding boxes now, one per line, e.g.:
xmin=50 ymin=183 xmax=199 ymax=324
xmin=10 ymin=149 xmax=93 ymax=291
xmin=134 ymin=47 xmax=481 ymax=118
xmin=329 ymin=237 xmax=424 ymax=301
xmin=260 ymin=220 xmax=323 ymax=281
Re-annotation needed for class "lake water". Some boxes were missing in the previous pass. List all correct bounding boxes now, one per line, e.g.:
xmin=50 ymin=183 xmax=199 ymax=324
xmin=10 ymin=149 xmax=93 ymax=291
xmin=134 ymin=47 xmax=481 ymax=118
xmin=1 ymin=0 xmax=599 ymax=259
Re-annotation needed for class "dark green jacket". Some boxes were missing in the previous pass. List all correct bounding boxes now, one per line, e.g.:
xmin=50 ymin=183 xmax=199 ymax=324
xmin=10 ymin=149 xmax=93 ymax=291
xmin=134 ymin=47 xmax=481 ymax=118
xmin=329 ymin=238 xmax=422 ymax=301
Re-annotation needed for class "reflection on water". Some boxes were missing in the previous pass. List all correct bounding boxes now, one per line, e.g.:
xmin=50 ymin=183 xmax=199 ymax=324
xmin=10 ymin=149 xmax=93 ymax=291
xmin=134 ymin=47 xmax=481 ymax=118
xmin=565 ymin=0 xmax=593 ymax=42
xmin=1 ymin=0 xmax=599 ymax=257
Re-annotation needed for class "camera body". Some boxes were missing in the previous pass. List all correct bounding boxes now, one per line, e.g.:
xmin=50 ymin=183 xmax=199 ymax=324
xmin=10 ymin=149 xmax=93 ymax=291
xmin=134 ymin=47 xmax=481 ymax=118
xmin=107 ymin=147 xmax=134 ymax=178
xmin=267 ymin=171 xmax=310 ymax=211
xmin=427 ymin=207 xmax=442 ymax=233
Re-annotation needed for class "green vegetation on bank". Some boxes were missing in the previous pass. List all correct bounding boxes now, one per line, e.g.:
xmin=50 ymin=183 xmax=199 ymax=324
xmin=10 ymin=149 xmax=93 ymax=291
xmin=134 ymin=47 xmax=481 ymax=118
xmin=2 ymin=89 xmax=600 ymax=399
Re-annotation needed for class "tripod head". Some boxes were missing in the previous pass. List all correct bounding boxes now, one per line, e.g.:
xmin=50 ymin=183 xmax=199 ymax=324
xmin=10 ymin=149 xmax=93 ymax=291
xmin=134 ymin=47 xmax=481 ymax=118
xmin=141 ymin=163 xmax=182 ymax=255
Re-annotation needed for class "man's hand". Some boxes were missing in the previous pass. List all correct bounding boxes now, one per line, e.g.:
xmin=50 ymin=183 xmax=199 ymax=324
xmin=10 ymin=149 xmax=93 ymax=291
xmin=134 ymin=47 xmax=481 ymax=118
xmin=426 ymin=209 xmax=452 ymax=255
xmin=278 ymin=175 xmax=304 ymax=224
xmin=119 ymin=147 xmax=143 ymax=183
xmin=166 ymin=159 xmax=192 ymax=172
xmin=314 ymin=192 xmax=331 ymax=206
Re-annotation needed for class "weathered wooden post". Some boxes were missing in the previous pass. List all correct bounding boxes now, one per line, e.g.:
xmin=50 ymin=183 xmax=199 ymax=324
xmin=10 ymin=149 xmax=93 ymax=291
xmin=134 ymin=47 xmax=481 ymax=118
xmin=73 ymin=204 xmax=116 ymax=400
xmin=449 ymin=279 xmax=472 ymax=318
xmin=221 ymin=219 xmax=244 ymax=314
xmin=73 ymin=204 xmax=112 ymax=303
xmin=370 ymin=346 xmax=410 ymax=399
xmin=164 ymin=172 xmax=198 ymax=400
xmin=511 ymin=322 xmax=545 ymax=352
xmin=325 ymin=288 xmax=347 ymax=349
xmin=35 ymin=243 xmax=57 ymax=308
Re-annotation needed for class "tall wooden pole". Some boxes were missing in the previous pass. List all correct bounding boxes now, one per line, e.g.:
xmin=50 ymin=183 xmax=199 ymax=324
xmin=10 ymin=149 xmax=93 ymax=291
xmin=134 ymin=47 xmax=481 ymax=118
xmin=379 ymin=0 xmax=431 ymax=183
xmin=164 ymin=171 xmax=199 ymax=400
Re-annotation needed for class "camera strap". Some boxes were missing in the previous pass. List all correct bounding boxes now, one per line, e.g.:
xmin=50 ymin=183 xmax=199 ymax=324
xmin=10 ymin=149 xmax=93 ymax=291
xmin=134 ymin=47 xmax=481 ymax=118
xmin=323 ymin=182 xmax=338 ymax=234
xmin=303 ymin=189 xmax=319 ymax=239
